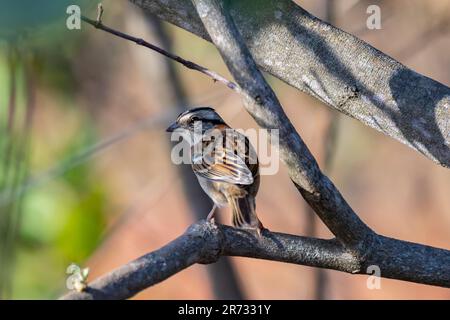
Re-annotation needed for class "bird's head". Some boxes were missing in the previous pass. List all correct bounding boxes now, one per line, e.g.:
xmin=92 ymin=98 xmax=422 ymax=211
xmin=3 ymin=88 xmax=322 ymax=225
xmin=166 ymin=107 xmax=226 ymax=133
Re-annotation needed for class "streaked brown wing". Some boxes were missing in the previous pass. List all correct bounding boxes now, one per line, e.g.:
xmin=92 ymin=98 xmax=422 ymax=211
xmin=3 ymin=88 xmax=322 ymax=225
xmin=192 ymin=148 xmax=254 ymax=185
xmin=192 ymin=129 xmax=255 ymax=185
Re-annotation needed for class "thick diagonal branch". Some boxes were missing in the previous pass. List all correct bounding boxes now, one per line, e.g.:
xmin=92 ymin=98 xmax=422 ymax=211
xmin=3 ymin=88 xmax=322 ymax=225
xmin=131 ymin=0 xmax=450 ymax=168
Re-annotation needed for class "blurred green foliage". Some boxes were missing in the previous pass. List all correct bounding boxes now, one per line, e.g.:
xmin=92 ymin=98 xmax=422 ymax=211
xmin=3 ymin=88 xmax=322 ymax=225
xmin=0 ymin=0 xmax=112 ymax=299
xmin=0 ymin=0 xmax=94 ymax=40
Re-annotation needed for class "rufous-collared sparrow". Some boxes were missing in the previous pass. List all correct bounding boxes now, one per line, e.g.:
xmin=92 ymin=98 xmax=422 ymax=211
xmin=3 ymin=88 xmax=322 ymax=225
xmin=167 ymin=107 xmax=264 ymax=234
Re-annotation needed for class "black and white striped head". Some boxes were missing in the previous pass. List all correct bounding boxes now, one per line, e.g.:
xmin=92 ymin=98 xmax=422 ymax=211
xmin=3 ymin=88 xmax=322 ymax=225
xmin=166 ymin=107 xmax=226 ymax=133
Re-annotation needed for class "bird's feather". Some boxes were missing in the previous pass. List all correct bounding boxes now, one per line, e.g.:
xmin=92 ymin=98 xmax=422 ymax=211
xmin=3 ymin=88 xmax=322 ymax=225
xmin=192 ymin=148 xmax=254 ymax=185
xmin=191 ymin=129 xmax=256 ymax=185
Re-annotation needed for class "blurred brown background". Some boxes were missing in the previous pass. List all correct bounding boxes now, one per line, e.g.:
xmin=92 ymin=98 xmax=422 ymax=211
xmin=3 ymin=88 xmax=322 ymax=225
xmin=0 ymin=0 xmax=449 ymax=299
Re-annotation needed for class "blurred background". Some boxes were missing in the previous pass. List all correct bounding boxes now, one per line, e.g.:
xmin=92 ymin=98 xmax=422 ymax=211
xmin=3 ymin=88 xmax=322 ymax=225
xmin=0 ymin=0 xmax=449 ymax=299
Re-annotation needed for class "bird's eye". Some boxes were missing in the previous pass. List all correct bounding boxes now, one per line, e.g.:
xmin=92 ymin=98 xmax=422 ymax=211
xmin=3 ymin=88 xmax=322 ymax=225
xmin=190 ymin=116 xmax=200 ymax=124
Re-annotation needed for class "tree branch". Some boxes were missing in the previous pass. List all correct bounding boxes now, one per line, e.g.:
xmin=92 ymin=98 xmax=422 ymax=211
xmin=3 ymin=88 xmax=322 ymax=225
xmin=61 ymin=220 xmax=450 ymax=299
xmin=130 ymin=0 xmax=450 ymax=168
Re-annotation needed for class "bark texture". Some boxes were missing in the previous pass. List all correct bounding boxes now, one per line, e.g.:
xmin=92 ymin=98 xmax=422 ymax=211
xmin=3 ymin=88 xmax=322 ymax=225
xmin=131 ymin=0 xmax=450 ymax=168
xmin=61 ymin=220 xmax=450 ymax=300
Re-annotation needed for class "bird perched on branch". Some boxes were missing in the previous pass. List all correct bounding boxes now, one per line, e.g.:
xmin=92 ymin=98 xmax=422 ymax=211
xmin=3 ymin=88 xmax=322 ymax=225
xmin=166 ymin=107 xmax=264 ymax=235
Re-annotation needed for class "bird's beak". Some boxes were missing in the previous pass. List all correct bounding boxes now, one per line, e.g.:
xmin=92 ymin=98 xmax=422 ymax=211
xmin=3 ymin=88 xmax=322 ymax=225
xmin=166 ymin=122 xmax=180 ymax=132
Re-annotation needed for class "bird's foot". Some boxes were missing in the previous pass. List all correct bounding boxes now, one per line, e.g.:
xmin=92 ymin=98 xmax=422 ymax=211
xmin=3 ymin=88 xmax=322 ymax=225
xmin=206 ymin=204 xmax=217 ymax=223
xmin=256 ymin=222 xmax=266 ymax=237
xmin=236 ymin=222 xmax=266 ymax=238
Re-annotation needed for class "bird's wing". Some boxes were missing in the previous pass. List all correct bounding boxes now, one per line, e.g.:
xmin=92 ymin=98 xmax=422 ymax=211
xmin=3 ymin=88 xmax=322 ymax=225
xmin=192 ymin=141 xmax=254 ymax=185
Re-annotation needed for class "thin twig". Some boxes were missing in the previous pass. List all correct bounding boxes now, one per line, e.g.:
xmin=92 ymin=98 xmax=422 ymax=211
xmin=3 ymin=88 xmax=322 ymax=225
xmin=80 ymin=15 xmax=238 ymax=91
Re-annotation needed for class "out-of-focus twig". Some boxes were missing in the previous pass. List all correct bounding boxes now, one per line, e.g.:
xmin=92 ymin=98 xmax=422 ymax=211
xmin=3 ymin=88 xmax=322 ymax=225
xmin=0 ymin=111 xmax=173 ymax=208
xmin=0 ymin=47 xmax=34 ymax=299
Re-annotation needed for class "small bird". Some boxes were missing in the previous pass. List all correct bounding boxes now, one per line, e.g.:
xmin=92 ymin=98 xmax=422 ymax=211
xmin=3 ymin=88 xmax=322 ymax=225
xmin=166 ymin=107 xmax=264 ymax=234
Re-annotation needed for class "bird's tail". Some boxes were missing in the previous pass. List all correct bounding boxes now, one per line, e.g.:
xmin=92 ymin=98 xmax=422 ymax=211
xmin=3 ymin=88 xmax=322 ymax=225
xmin=229 ymin=195 xmax=263 ymax=231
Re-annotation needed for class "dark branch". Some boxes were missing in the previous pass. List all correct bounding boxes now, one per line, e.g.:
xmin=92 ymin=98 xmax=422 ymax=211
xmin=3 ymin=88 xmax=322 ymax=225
xmin=61 ymin=220 xmax=450 ymax=299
